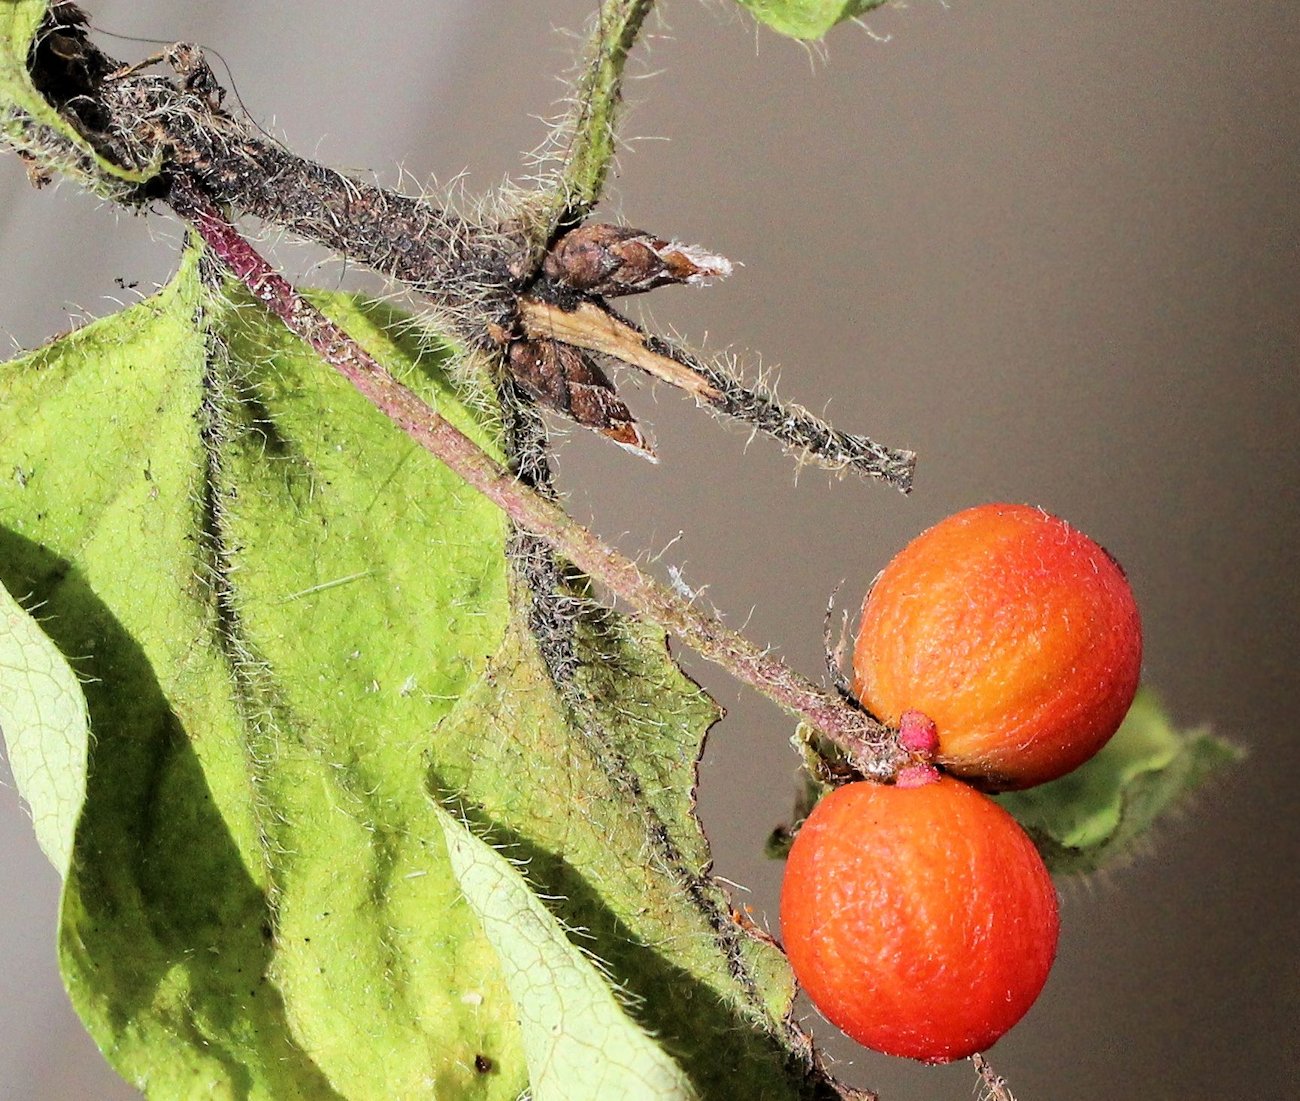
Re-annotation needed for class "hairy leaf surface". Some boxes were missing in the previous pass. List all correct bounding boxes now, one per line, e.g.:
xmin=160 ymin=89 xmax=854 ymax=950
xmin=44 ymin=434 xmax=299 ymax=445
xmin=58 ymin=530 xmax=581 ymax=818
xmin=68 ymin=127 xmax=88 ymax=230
xmin=0 ymin=248 xmax=810 ymax=1100
xmin=998 ymin=690 xmax=1242 ymax=875
xmin=436 ymin=805 xmax=698 ymax=1101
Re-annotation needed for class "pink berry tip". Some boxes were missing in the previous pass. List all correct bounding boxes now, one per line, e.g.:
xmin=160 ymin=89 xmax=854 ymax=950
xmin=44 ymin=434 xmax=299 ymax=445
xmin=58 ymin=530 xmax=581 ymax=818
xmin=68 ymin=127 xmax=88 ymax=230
xmin=898 ymin=709 xmax=940 ymax=757
xmin=894 ymin=762 xmax=942 ymax=788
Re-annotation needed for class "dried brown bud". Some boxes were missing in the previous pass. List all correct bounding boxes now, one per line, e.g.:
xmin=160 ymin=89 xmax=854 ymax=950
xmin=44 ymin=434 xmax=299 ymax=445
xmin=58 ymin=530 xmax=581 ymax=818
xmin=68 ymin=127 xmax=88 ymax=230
xmin=543 ymin=224 xmax=732 ymax=297
xmin=507 ymin=338 xmax=654 ymax=459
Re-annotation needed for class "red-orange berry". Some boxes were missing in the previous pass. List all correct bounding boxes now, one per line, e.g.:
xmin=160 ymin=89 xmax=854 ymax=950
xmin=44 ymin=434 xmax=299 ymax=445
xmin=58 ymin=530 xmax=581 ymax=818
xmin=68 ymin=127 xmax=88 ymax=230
xmin=853 ymin=503 xmax=1142 ymax=790
xmin=779 ymin=776 xmax=1059 ymax=1063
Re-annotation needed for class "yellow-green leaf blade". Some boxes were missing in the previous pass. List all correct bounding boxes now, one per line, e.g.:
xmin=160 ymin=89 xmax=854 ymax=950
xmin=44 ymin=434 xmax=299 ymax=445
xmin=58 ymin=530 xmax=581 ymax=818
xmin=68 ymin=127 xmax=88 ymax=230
xmin=1 ymin=248 xmax=811 ymax=1100
xmin=999 ymin=689 xmax=1243 ymax=875
xmin=0 ymin=246 xmax=345 ymax=1099
xmin=206 ymin=283 xmax=526 ymax=1100
xmin=210 ymin=283 xmax=805 ymax=1099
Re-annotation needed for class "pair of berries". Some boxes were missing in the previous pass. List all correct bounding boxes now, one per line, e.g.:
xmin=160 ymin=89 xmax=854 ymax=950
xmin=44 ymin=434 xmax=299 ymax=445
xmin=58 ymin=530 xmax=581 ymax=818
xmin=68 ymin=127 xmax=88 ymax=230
xmin=780 ymin=503 xmax=1143 ymax=1063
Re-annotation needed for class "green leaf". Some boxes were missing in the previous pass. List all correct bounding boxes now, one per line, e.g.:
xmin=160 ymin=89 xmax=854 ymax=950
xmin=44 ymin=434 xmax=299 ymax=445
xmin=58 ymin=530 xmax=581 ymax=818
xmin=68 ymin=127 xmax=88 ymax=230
xmin=0 ymin=576 xmax=89 ymax=874
xmin=0 ymin=248 xmax=811 ymax=1099
xmin=1 ymin=246 xmax=351 ymax=1099
xmin=0 ymin=0 xmax=154 ymax=193
xmin=731 ymin=0 xmax=889 ymax=40
xmin=435 ymin=804 xmax=698 ymax=1101
xmin=998 ymin=689 xmax=1243 ymax=875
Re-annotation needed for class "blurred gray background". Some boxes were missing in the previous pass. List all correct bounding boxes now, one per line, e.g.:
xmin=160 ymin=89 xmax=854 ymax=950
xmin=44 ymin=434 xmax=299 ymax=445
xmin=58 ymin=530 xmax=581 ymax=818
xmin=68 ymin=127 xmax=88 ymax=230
xmin=1 ymin=2 xmax=1296 ymax=1098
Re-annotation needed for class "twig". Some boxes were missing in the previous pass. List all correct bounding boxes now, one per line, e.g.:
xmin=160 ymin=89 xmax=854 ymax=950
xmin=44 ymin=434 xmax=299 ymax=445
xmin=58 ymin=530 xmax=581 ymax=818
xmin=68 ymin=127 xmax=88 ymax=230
xmin=521 ymin=297 xmax=917 ymax=491
xmin=12 ymin=10 xmax=916 ymax=485
xmin=169 ymin=175 xmax=905 ymax=778
xmin=96 ymin=44 xmax=521 ymax=320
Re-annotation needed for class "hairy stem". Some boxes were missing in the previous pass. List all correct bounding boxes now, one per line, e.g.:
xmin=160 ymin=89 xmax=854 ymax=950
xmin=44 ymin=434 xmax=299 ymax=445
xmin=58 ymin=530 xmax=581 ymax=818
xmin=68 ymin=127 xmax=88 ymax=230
xmin=10 ymin=12 xmax=916 ymax=485
xmin=97 ymin=51 xmax=519 ymax=327
xmin=971 ymin=1054 xmax=1018 ymax=1101
xmin=521 ymin=297 xmax=916 ymax=490
xmin=548 ymin=0 xmax=657 ymax=232
xmin=170 ymin=175 xmax=903 ymax=777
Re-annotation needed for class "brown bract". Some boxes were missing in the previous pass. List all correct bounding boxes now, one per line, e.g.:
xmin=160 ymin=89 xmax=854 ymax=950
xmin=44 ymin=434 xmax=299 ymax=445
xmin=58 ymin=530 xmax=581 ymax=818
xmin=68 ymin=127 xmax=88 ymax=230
xmin=506 ymin=338 xmax=653 ymax=458
xmin=542 ymin=223 xmax=733 ymax=297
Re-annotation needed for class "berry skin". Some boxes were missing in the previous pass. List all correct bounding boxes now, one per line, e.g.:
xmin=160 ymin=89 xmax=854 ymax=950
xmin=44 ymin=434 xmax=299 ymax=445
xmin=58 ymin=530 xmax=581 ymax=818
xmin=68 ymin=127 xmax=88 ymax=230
xmin=853 ymin=503 xmax=1142 ymax=790
xmin=780 ymin=776 xmax=1059 ymax=1063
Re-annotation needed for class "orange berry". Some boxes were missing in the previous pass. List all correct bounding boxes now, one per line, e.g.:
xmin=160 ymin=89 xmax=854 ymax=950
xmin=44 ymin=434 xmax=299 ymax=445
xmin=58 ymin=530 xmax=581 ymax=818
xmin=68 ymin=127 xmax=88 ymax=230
xmin=853 ymin=503 xmax=1142 ymax=789
xmin=779 ymin=776 xmax=1059 ymax=1063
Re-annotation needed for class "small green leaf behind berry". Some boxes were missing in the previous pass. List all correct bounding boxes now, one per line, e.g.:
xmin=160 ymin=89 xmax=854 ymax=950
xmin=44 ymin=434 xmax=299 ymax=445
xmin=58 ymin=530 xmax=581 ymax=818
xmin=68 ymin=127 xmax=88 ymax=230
xmin=732 ymin=0 xmax=891 ymax=41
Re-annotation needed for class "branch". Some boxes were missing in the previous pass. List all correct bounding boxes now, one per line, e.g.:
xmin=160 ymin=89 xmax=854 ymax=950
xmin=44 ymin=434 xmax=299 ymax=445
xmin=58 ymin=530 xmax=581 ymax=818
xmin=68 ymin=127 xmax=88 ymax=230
xmin=95 ymin=44 xmax=522 ymax=328
xmin=521 ymin=297 xmax=916 ymax=490
xmin=10 ymin=11 xmax=915 ymax=486
xmin=169 ymin=175 xmax=905 ymax=779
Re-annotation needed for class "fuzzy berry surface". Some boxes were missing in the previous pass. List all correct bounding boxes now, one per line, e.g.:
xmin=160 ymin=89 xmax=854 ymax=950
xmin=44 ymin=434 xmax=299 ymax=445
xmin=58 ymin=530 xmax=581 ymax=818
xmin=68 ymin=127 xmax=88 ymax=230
xmin=779 ymin=776 xmax=1059 ymax=1064
xmin=853 ymin=503 xmax=1142 ymax=790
